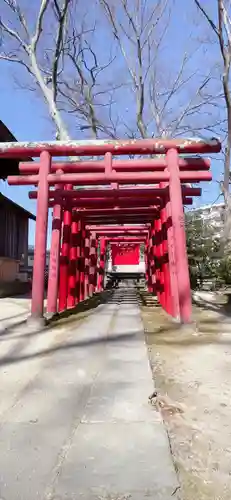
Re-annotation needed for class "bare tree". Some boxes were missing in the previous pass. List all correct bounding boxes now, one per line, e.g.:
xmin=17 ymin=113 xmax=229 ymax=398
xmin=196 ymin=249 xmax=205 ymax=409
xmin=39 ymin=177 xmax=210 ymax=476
xmin=0 ymin=0 xmax=222 ymax=145
xmin=0 ymin=0 xmax=120 ymax=140
xmin=0 ymin=0 xmax=74 ymax=139
xmin=194 ymin=0 xmax=231 ymax=247
xmin=58 ymin=19 xmax=119 ymax=138
xmin=99 ymin=0 xmax=220 ymax=140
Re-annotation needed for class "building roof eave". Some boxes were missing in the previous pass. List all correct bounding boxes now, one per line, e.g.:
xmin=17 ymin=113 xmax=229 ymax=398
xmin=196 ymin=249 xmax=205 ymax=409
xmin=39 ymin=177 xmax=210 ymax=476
xmin=0 ymin=193 xmax=36 ymax=221
xmin=0 ymin=120 xmax=33 ymax=179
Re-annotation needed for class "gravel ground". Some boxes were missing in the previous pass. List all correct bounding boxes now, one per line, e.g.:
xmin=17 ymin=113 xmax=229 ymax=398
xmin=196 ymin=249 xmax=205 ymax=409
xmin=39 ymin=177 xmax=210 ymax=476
xmin=141 ymin=295 xmax=231 ymax=500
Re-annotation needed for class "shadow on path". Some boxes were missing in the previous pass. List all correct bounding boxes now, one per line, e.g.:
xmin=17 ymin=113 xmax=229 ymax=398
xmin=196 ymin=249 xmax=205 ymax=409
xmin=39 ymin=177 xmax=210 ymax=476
xmin=0 ymin=330 xmax=141 ymax=368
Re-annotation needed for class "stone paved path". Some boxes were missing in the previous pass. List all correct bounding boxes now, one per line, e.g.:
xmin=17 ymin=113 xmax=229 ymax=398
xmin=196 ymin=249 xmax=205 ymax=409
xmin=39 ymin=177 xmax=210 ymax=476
xmin=0 ymin=286 xmax=179 ymax=499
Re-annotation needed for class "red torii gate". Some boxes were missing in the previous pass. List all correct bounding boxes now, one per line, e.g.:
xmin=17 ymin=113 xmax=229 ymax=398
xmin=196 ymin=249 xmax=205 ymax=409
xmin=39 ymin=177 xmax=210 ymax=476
xmin=90 ymin=228 xmax=148 ymax=275
xmin=0 ymin=137 xmax=221 ymax=325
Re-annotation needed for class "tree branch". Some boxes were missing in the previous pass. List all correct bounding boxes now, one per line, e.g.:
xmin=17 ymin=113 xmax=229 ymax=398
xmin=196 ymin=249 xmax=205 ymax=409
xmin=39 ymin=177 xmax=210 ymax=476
xmin=194 ymin=0 xmax=219 ymax=36
xmin=0 ymin=18 xmax=28 ymax=50
xmin=31 ymin=0 xmax=50 ymax=52
xmin=52 ymin=0 xmax=71 ymax=102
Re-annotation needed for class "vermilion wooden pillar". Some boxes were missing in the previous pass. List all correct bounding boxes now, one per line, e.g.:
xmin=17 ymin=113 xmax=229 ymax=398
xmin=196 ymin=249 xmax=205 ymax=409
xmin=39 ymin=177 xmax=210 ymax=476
xmin=145 ymin=240 xmax=149 ymax=288
xmin=93 ymin=238 xmax=99 ymax=291
xmin=154 ymin=217 xmax=163 ymax=305
xmin=152 ymin=226 xmax=158 ymax=294
xmin=47 ymin=190 xmax=62 ymax=316
xmin=31 ymin=151 xmax=51 ymax=320
xmin=67 ymin=212 xmax=79 ymax=308
xmin=146 ymin=232 xmax=152 ymax=292
xmin=75 ymin=220 xmax=82 ymax=305
xmin=79 ymin=225 xmax=86 ymax=302
xmin=97 ymin=238 xmax=106 ymax=291
xmin=149 ymin=225 xmax=155 ymax=294
xmin=59 ymin=200 xmax=72 ymax=312
xmin=147 ymin=231 xmax=151 ymax=292
xmin=94 ymin=237 xmax=99 ymax=291
xmin=89 ymin=231 xmax=97 ymax=296
xmin=159 ymin=217 xmax=166 ymax=308
xmin=84 ymin=229 xmax=90 ymax=299
xmin=160 ymin=197 xmax=172 ymax=315
xmin=167 ymin=148 xmax=192 ymax=323
xmin=165 ymin=189 xmax=180 ymax=320
xmin=148 ymin=257 xmax=153 ymax=293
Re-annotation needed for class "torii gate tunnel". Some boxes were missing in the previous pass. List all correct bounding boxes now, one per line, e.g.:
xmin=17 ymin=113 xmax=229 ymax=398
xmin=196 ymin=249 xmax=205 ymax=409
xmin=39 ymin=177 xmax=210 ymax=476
xmin=1 ymin=137 xmax=221 ymax=324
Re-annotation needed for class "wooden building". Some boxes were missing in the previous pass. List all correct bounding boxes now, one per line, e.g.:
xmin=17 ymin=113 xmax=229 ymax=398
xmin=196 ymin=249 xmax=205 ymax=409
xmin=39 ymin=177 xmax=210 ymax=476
xmin=0 ymin=194 xmax=35 ymax=282
xmin=0 ymin=120 xmax=35 ymax=283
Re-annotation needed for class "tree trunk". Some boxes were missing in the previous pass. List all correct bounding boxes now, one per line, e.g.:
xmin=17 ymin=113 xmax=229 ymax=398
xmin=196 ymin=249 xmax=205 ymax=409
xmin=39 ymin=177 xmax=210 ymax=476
xmin=29 ymin=49 xmax=70 ymax=141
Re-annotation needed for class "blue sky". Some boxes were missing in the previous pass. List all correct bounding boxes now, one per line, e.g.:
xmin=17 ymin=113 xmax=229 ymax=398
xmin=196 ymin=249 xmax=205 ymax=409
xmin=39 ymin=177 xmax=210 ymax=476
xmin=0 ymin=0 xmax=224 ymax=246
xmin=0 ymin=64 xmax=53 ymax=245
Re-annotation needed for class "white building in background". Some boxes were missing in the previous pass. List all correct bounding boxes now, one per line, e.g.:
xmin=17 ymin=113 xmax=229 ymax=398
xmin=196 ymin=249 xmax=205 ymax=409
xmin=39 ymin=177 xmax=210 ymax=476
xmin=188 ymin=203 xmax=225 ymax=237
xmin=27 ymin=247 xmax=50 ymax=269
xmin=107 ymin=260 xmax=146 ymax=274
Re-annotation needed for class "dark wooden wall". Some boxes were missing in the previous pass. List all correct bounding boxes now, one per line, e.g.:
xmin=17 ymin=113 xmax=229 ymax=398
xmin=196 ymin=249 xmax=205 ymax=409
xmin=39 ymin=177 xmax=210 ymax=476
xmin=0 ymin=204 xmax=28 ymax=262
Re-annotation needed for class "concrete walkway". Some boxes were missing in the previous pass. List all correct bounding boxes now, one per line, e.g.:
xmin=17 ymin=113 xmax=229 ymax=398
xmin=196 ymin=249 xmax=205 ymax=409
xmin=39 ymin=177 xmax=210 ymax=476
xmin=0 ymin=287 xmax=179 ymax=500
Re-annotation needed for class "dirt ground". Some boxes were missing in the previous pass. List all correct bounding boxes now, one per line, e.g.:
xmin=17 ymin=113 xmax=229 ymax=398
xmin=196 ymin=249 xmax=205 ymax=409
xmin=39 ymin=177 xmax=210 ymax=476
xmin=141 ymin=293 xmax=231 ymax=500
